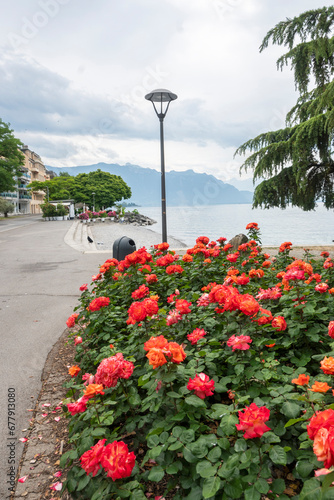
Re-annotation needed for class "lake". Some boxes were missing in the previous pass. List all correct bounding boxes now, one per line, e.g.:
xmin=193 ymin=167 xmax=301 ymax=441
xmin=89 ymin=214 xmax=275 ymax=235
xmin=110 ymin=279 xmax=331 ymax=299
xmin=139 ymin=204 xmax=334 ymax=247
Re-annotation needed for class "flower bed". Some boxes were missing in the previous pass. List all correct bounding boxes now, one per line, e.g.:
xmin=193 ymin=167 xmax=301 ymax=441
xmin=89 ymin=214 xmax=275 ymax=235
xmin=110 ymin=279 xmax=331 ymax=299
xmin=61 ymin=224 xmax=334 ymax=499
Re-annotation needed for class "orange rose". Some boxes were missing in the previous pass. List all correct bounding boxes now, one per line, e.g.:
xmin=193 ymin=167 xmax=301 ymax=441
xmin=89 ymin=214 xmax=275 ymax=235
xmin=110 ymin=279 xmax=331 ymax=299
xmin=238 ymin=294 xmax=260 ymax=316
xmin=320 ymin=357 xmax=334 ymax=375
xmin=144 ymin=335 xmax=168 ymax=352
xmin=291 ymin=374 xmax=310 ymax=386
xmin=310 ymin=381 xmax=332 ymax=393
xmin=313 ymin=427 xmax=332 ymax=466
xmin=146 ymin=348 xmax=167 ymax=369
xmin=68 ymin=365 xmax=81 ymax=377
xmin=307 ymin=409 xmax=334 ymax=440
xmin=167 ymin=342 xmax=186 ymax=364
xmin=83 ymin=384 xmax=105 ymax=399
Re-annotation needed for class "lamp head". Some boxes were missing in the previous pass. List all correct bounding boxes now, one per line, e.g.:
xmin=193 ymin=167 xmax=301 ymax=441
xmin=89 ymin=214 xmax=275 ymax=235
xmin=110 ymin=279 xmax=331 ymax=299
xmin=145 ymin=89 xmax=177 ymax=119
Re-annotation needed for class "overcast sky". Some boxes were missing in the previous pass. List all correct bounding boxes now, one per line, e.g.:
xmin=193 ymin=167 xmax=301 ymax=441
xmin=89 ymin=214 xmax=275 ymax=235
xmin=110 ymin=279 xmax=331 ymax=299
xmin=0 ymin=0 xmax=333 ymax=183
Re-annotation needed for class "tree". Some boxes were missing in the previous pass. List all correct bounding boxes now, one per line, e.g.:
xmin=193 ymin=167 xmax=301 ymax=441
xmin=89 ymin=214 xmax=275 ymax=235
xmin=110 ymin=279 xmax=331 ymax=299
xmin=235 ymin=6 xmax=334 ymax=210
xmin=28 ymin=169 xmax=132 ymax=207
xmin=0 ymin=199 xmax=15 ymax=217
xmin=0 ymin=120 xmax=25 ymax=193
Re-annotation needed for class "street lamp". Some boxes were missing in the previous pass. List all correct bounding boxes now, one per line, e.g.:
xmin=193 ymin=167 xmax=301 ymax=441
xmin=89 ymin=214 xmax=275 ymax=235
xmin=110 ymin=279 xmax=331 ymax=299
xmin=145 ymin=88 xmax=177 ymax=243
xmin=92 ymin=192 xmax=95 ymax=212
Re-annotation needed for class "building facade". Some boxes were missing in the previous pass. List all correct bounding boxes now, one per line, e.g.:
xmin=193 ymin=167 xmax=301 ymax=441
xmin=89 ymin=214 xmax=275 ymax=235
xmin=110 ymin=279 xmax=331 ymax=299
xmin=0 ymin=145 xmax=50 ymax=214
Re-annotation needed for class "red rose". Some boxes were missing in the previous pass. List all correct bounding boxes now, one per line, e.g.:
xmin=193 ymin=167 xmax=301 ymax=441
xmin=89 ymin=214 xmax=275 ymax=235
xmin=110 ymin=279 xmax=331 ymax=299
xmin=80 ymin=439 xmax=106 ymax=477
xmin=236 ymin=403 xmax=271 ymax=439
xmin=187 ymin=328 xmax=207 ymax=345
xmin=89 ymin=296 xmax=110 ymax=312
xmin=101 ymin=441 xmax=136 ymax=481
xmin=227 ymin=335 xmax=252 ymax=351
xmin=187 ymin=373 xmax=215 ymax=399
xmin=272 ymin=316 xmax=287 ymax=331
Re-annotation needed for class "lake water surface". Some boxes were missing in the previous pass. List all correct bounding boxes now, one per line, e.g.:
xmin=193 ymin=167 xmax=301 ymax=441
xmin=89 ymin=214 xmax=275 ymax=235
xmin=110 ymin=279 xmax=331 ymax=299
xmin=140 ymin=204 xmax=334 ymax=247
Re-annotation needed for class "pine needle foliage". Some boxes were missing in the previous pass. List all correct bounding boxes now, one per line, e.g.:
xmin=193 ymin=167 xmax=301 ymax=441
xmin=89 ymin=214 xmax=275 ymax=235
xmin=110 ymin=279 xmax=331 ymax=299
xmin=235 ymin=6 xmax=334 ymax=210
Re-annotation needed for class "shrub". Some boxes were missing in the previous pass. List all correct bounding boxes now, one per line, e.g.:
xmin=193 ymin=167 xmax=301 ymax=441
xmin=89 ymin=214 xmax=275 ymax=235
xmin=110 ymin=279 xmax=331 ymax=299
xmin=61 ymin=226 xmax=334 ymax=499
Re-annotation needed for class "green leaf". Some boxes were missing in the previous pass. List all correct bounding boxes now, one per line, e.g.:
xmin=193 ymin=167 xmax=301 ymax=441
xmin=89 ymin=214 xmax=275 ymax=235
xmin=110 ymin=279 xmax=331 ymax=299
xmin=183 ymin=446 xmax=198 ymax=463
xmin=148 ymin=465 xmax=165 ymax=482
xmin=296 ymin=460 xmax=315 ymax=478
xmin=184 ymin=395 xmax=207 ymax=407
xmin=168 ymin=441 xmax=183 ymax=451
xmin=207 ymin=446 xmax=222 ymax=462
xmin=167 ymin=391 xmax=182 ymax=398
xmin=220 ymin=413 xmax=238 ymax=435
xmin=147 ymin=434 xmax=159 ymax=448
xmin=234 ymin=438 xmax=247 ymax=452
xmin=281 ymin=401 xmax=301 ymax=418
xmin=285 ymin=417 xmax=304 ymax=428
xmin=77 ymin=474 xmax=90 ymax=491
xmin=196 ymin=460 xmax=218 ymax=478
xmin=91 ymin=427 xmax=106 ymax=437
xmin=129 ymin=394 xmax=141 ymax=406
xmin=244 ymin=485 xmax=261 ymax=500
xmin=235 ymin=364 xmax=244 ymax=375
xmin=299 ymin=477 xmax=323 ymax=500
xmin=148 ymin=446 xmax=163 ymax=459
xmin=166 ymin=461 xmax=182 ymax=474
xmin=269 ymin=446 xmax=287 ymax=465
xmin=202 ymin=476 xmax=221 ymax=499
xmin=224 ymin=478 xmax=243 ymax=499
xmin=322 ymin=470 xmax=334 ymax=492
xmin=171 ymin=412 xmax=186 ymax=421
xmin=172 ymin=425 xmax=186 ymax=438
xmin=180 ymin=429 xmax=195 ymax=443
xmin=254 ymin=478 xmax=270 ymax=494
xmin=272 ymin=478 xmax=286 ymax=494
xmin=188 ymin=439 xmax=208 ymax=458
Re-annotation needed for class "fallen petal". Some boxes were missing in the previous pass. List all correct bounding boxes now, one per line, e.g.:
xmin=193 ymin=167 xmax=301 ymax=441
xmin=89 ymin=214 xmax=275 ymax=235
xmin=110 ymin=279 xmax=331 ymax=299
xmin=54 ymin=417 xmax=61 ymax=422
xmin=50 ymin=481 xmax=62 ymax=491
xmin=19 ymin=438 xmax=28 ymax=443
xmin=18 ymin=475 xmax=28 ymax=483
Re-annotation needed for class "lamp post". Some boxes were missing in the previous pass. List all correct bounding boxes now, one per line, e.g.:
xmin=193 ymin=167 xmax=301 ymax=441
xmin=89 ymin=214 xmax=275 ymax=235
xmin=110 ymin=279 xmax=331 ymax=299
xmin=92 ymin=192 xmax=95 ymax=212
xmin=46 ymin=186 xmax=49 ymax=202
xmin=145 ymin=88 xmax=177 ymax=243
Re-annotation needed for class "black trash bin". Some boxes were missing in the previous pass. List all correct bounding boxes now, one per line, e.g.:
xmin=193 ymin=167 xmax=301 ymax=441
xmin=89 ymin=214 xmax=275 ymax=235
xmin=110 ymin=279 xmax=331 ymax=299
xmin=113 ymin=236 xmax=136 ymax=260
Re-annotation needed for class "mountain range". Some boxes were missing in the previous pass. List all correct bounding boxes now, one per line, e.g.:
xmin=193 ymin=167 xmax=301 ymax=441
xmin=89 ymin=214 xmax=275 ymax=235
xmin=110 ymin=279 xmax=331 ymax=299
xmin=47 ymin=162 xmax=254 ymax=207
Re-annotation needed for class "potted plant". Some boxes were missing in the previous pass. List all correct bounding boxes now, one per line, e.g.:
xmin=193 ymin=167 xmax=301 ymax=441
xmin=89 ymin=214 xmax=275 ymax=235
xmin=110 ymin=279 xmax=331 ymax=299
xmin=99 ymin=211 xmax=107 ymax=222
xmin=40 ymin=202 xmax=52 ymax=220
xmin=49 ymin=204 xmax=57 ymax=220
xmin=78 ymin=212 xmax=89 ymax=223
xmin=107 ymin=210 xmax=116 ymax=221
xmin=92 ymin=211 xmax=99 ymax=222
xmin=56 ymin=203 xmax=66 ymax=220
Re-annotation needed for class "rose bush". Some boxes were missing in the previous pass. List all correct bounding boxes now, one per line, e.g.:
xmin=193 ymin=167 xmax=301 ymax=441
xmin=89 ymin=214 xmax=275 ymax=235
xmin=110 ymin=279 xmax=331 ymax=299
xmin=61 ymin=225 xmax=334 ymax=499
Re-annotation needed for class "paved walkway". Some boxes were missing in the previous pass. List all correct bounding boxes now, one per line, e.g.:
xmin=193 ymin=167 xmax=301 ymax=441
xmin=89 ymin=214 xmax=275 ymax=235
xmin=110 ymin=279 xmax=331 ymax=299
xmin=0 ymin=216 xmax=104 ymax=499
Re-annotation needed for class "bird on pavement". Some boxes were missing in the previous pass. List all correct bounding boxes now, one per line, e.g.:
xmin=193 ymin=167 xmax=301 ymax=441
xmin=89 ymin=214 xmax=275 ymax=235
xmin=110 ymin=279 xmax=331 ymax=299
xmin=87 ymin=236 xmax=93 ymax=243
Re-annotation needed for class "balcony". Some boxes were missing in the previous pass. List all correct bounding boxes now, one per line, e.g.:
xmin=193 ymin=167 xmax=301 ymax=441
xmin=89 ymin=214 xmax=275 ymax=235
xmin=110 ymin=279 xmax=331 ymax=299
xmin=19 ymin=194 xmax=32 ymax=200
xmin=1 ymin=192 xmax=18 ymax=198
xmin=30 ymin=165 xmax=39 ymax=173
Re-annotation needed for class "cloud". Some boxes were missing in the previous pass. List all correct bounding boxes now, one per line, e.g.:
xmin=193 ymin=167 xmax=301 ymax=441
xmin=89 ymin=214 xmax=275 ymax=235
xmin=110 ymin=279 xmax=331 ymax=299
xmin=0 ymin=0 xmax=333 ymax=178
